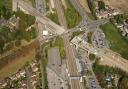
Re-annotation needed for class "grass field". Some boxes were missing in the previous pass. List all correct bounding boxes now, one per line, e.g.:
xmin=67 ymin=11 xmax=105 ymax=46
xmin=86 ymin=12 xmax=96 ymax=20
xmin=52 ymin=37 xmax=65 ymax=59
xmin=47 ymin=12 xmax=59 ymax=25
xmin=101 ymin=22 xmax=128 ymax=59
xmin=65 ymin=0 xmax=82 ymax=28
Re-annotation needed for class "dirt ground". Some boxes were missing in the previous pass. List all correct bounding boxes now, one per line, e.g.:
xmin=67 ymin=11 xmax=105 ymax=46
xmin=103 ymin=0 xmax=128 ymax=12
xmin=0 ymin=49 xmax=36 ymax=80
xmin=77 ymin=0 xmax=128 ymax=13
xmin=99 ymin=50 xmax=128 ymax=73
xmin=77 ymin=0 xmax=90 ymax=13
xmin=0 ymin=40 xmax=39 ymax=80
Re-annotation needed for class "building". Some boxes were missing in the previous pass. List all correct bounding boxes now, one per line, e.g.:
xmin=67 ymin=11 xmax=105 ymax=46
xmin=0 ymin=15 xmax=19 ymax=30
xmin=95 ymin=1 xmax=120 ymax=19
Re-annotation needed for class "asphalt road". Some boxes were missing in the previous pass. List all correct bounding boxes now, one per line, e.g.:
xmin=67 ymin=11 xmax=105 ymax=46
xmin=25 ymin=67 xmax=33 ymax=89
xmin=69 ymin=0 xmax=109 ymax=32
xmin=13 ymin=0 xmax=128 ymax=89
xmin=53 ymin=0 xmax=81 ymax=89
xmin=53 ymin=0 xmax=67 ymax=28
xmin=35 ymin=0 xmax=45 ymax=14
xmin=15 ymin=0 xmax=105 ymax=82
xmin=17 ymin=0 xmax=66 ymax=35
xmin=35 ymin=0 xmax=46 ymax=88
xmin=72 ymin=36 xmax=128 ymax=73
xmin=53 ymin=0 xmax=79 ymax=77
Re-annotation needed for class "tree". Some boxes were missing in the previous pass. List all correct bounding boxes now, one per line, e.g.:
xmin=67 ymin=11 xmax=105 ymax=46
xmin=118 ymin=76 xmax=128 ymax=89
xmin=0 ymin=6 xmax=12 ymax=20
xmin=30 ymin=27 xmax=37 ymax=39
xmin=98 ymin=1 xmax=106 ymax=11
xmin=114 ymin=14 xmax=125 ymax=24
xmin=5 ymin=42 xmax=14 ymax=51
xmin=87 ymin=0 xmax=97 ymax=19
xmin=0 ymin=26 xmax=15 ymax=42
xmin=0 ymin=40 xmax=5 ymax=53
xmin=12 ymin=80 xmax=19 ymax=87
xmin=15 ymin=39 xmax=21 ymax=47
xmin=89 ymin=54 xmax=96 ymax=61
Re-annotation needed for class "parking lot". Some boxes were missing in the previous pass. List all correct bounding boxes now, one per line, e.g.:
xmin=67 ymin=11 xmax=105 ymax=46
xmin=92 ymin=30 xmax=109 ymax=50
xmin=48 ymin=47 xmax=62 ymax=74
xmin=47 ymin=47 xmax=68 ymax=89
xmin=88 ymin=76 xmax=102 ymax=89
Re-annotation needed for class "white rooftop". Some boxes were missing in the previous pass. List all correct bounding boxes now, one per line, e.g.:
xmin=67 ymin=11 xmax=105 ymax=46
xmin=43 ymin=30 xmax=48 ymax=35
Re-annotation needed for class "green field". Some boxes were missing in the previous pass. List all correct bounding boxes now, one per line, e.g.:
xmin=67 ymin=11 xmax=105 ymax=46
xmin=0 ymin=0 xmax=13 ymax=20
xmin=47 ymin=12 xmax=59 ymax=24
xmin=65 ymin=0 xmax=82 ymax=28
xmin=101 ymin=22 xmax=128 ymax=59
xmin=86 ymin=12 xmax=96 ymax=20
xmin=15 ymin=10 xmax=36 ymax=27
xmin=51 ymin=37 xmax=65 ymax=59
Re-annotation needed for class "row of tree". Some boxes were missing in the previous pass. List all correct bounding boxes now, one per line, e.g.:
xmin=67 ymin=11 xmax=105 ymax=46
xmin=87 ymin=0 xmax=97 ymax=19
xmin=114 ymin=14 xmax=128 ymax=24
xmin=98 ymin=1 xmax=106 ymax=11
xmin=0 ymin=26 xmax=37 ymax=54
xmin=0 ymin=6 xmax=13 ymax=20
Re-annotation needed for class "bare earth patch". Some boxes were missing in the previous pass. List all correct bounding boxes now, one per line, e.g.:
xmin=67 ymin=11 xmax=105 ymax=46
xmin=99 ymin=50 xmax=128 ymax=73
xmin=103 ymin=0 xmax=128 ymax=12
xmin=77 ymin=0 xmax=90 ymax=13
xmin=0 ymin=49 xmax=36 ymax=80
xmin=0 ymin=40 xmax=39 ymax=80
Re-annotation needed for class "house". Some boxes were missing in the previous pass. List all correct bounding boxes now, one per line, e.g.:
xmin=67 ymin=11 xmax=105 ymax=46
xmin=0 ymin=15 xmax=19 ymax=30
xmin=9 ymin=74 xmax=17 ymax=80
xmin=30 ymin=62 xmax=39 ymax=72
xmin=7 ymin=15 xmax=19 ymax=30
xmin=0 ymin=18 xmax=7 ymax=26
xmin=0 ymin=80 xmax=7 ymax=89
xmin=8 ymin=16 xmax=18 ymax=27
xmin=19 ymin=70 xmax=26 ymax=77
xmin=117 ymin=24 xmax=123 ymax=28
xmin=95 ymin=1 xmax=120 ymax=19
